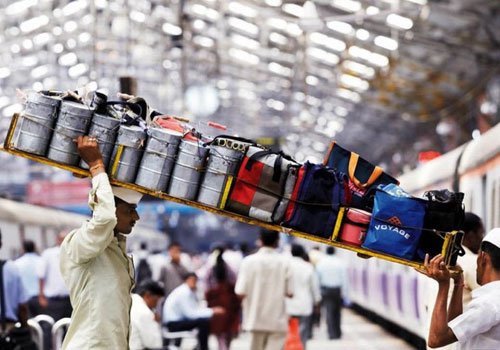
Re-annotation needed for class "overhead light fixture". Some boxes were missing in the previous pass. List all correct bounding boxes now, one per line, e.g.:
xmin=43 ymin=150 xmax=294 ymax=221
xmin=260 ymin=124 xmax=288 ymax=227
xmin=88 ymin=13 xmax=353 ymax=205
xmin=374 ymin=35 xmax=398 ymax=51
xmin=192 ymin=35 xmax=213 ymax=47
xmin=366 ymin=6 xmax=380 ymax=16
xmin=20 ymin=15 xmax=49 ymax=33
xmin=267 ymin=18 xmax=287 ymax=31
xmin=94 ymin=0 xmax=108 ymax=10
xmin=58 ymin=52 xmax=78 ymax=66
xmin=283 ymin=3 xmax=304 ymax=18
xmin=348 ymin=46 xmax=389 ymax=67
xmin=22 ymin=56 xmax=38 ymax=67
xmin=268 ymin=62 xmax=292 ymax=77
xmin=406 ymin=0 xmax=427 ymax=5
xmin=356 ymin=29 xmax=370 ymax=41
xmin=386 ymin=13 xmax=414 ymax=30
xmin=33 ymin=32 xmax=52 ymax=46
xmin=340 ymin=74 xmax=370 ymax=91
xmin=306 ymin=75 xmax=319 ymax=86
xmin=342 ymin=60 xmax=375 ymax=78
xmin=68 ymin=63 xmax=88 ymax=78
xmin=286 ymin=23 xmax=303 ymax=37
xmin=6 ymin=0 xmax=38 ymax=16
xmin=22 ymin=39 xmax=33 ymax=50
xmin=191 ymin=4 xmax=219 ymax=21
xmin=310 ymin=32 xmax=346 ymax=52
xmin=163 ymin=23 xmax=182 ymax=36
xmin=31 ymin=65 xmax=49 ymax=79
xmin=228 ymin=2 xmax=258 ymax=18
xmin=266 ymin=98 xmax=285 ymax=111
xmin=62 ymin=0 xmax=87 ymax=17
xmin=332 ymin=0 xmax=361 ymax=13
xmin=130 ymin=10 xmax=146 ymax=23
xmin=78 ymin=32 xmax=91 ymax=43
xmin=336 ymin=88 xmax=361 ymax=103
xmin=269 ymin=32 xmax=288 ymax=45
xmin=63 ymin=20 xmax=78 ymax=33
xmin=0 ymin=67 xmax=11 ymax=79
xmin=265 ymin=0 xmax=282 ymax=6
xmin=228 ymin=17 xmax=259 ymax=36
xmin=307 ymin=47 xmax=340 ymax=65
xmin=231 ymin=34 xmax=260 ymax=50
xmin=229 ymin=48 xmax=259 ymax=65
xmin=326 ymin=21 xmax=354 ymax=35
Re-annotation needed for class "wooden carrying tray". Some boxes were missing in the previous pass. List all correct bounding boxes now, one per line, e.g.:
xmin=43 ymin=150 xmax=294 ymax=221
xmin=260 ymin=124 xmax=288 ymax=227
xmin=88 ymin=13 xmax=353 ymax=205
xmin=1 ymin=113 xmax=462 ymax=270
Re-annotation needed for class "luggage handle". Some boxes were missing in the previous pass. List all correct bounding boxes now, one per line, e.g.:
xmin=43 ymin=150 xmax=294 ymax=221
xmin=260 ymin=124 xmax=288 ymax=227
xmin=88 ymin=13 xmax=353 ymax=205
xmin=348 ymin=153 xmax=384 ymax=188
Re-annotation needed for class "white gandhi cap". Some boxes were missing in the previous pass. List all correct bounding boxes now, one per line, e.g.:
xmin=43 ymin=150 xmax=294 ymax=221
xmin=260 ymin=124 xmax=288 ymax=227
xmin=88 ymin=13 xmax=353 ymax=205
xmin=482 ymin=228 xmax=500 ymax=249
xmin=112 ymin=186 xmax=143 ymax=205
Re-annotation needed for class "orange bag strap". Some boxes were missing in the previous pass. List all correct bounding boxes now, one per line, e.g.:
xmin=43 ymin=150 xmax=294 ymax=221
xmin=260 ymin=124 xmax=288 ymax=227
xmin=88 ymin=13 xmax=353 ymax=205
xmin=348 ymin=153 xmax=384 ymax=188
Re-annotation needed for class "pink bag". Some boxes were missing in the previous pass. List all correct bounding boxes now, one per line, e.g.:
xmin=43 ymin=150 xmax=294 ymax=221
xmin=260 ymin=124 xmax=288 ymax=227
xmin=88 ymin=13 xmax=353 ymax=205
xmin=339 ymin=208 xmax=371 ymax=246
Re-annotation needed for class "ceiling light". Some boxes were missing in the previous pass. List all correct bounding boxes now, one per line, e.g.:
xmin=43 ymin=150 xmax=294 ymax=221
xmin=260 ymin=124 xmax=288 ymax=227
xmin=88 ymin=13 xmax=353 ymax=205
xmin=7 ymin=27 xmax=20 ymax=37
xmin=335 ymin=106 xmax=349 ymax=117
xmin=22 ymin=56 xmax=38 ymax=67
xmin=348 ymin=46 xmax=389 ymax=66
xmin=340 ymin=74 xmax=370 ymax=91
xmin=231 ymin=34 xmax=260 ymax=50
xmin=59 ymin=52 xmax=78 ymax=66
xmin=386 ymin=13 xmax=414 ymax=30
xmin=332 ymin=0 xmax=361 ymax=13
xmin=265 ymin=0 xmax=282 ymax=6
xmin=336 ymin=88 xmax=361 ymax=103
xmin=62 ymin=0 xmax=87 ymax=16
xmin=306 ymin=75 xmax=319 ymax=86
xmin=53 ymin=43 xmax=64 ymax=53
xmin=267 ymin=18 xmax=287 ymax=31
xmin=406 ymin=0 xmax=427 ymax=5
xmin=0 ymin=67 xmax=11 ymax=79
xmin=269 ymin=32 xmax=288 ymax=45
xmin=326 ymin=21 xmax=354 ymax=35
xmin=68 ymin=63 xmax=88 ymax=78
xmin=229 ymin=48 xmax=259 ymax=65
xmin=228 ymin=2 xmax=257 ymax=18
xmin=307 ymin=47 xmax=339 ymax=65
xmin=268 ymin=62 xmax=292 ymax=77
xmin=53 ymin=27 xmax=63 ymax=36
xmin=130 ymin=10 xmax=146 ymax=23
xmin=228 ymin=17 xmax=259 ymax=36
xmin=343 ymin=60 xmax=375 ymax=78
xmin=283 ymin=3 xmax=304 ymax=17
xmin=79 ymin=32 xmax=91 ymax=43
xmin=33 ymin=32 xmax=52 ymax=46
xmin=374 ymin=35 xmax=398 ymax=51
xmin=267 ymin=99 xmax=285 ymax=111
xmin=193 ymin=35 xmax=213 ymax=47
xmin=63 ymin=20 xmax=78 ymax=33
xmin=20 ymin=15 xmax=49 ymax=33
xmin=31 ymin=65 xmax=49 ymax=79
xmin=67 ymin=39 xmax=77 ymax=49
xmin=286 ymin=23 xmax=303 ymax=37
xmin=163 ymin=23 xmax=182 ymax=36
xmin=193 ymin=19 xmax=206 ymax=31
xmin=190 ymin=4 xmax=219 ymax=21
xmin=310 ymin=32 xmax=346 ymax=52
xmin=356 ymin=29 xmax=370 ymax=41
xmin=95 ymin=0 xmax=108 ymax=9
xmin=6 ymin=0 xmax=38 ymax=16
xmin=10 ymin=44 xmax=21 ymax=54
xmin=366 ymin=6 xmax=380 ymax=16
xmin=22 ymin=39 xmax=33 ymax=50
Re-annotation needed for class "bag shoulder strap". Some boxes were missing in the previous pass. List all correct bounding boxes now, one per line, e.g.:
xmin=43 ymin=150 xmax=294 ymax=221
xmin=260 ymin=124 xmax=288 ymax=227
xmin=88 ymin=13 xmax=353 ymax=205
xmin=0 ymin=260 xmax=6 ymax=332
xmin=348 ymin=153 xmax=383 ymax=188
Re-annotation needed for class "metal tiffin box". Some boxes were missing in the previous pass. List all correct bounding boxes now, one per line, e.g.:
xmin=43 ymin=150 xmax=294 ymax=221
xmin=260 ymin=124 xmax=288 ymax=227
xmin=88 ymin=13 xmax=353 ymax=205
xmin=135 ymin=127 xmax=183 ymax=191
xmin=197 ymin=137 xmax=253 ymax=208
xmin=14 ymin=92 xmax=61 ymax=156
xmin=79 ymin=113 xmax=121 ymax=170
xmin=108 ymin=125 xmax=147 ymax=183
xmin=47 ymin=100 xmax=94 ymax=166
xmin=167 ymin=138 xmax=209 ymax=201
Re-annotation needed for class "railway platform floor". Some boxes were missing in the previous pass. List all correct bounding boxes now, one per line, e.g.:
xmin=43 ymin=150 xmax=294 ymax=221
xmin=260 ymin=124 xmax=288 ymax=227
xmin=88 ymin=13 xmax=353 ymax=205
xmin=176 ymin=307 xmax=419 ymax=350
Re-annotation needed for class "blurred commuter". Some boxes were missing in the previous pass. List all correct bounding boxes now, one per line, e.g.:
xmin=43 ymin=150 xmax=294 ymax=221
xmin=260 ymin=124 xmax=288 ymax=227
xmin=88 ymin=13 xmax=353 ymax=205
xmin=130 ymin=280 xmax=165 ymax=350
xmin=235 ymin=230 xmax=293 ymax=350
xmin=133 ymin=242 xmax=153 ymax=287
xmin=0 ymin=230 xmax=36 ymax=349
xmin=315 ymin=246 xmax=347 ymax=339
xmin=163 ymin=272 xmax=225 ymax=350
xmin=222 ymin=242 xmax=244 ymax=274
xmin=59 ymin=136 xmax=142 ymax=349
xmin=38 ymin=231 xmax=71 ymax=320
xmin=14 ymin=240 xmax=41 ymax=316
xmin=457 ymin=212 xmax=485 ymax=304
xmin=423 ymin=228 xmax=500 ymax=349
xmin=205 ymin=247 xmax=240 ymax=350
xmin=159 ymin=242 xmax=190 ymax=298
xmin=286 ymin=244 xmax=321 ymax=348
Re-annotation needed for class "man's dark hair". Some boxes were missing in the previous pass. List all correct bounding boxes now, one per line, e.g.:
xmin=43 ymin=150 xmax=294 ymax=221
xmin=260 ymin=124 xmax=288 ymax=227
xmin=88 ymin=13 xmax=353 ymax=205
xmin=183 ymin=272 xmax=198 ymax=281
xmin=291 ymin=244 xmax=305 ymax=258
xmin=168 ymin=242 xmax=181 ymax=250
xmin=326 ymin=246 xmax=336 ymax=255
xmin=463 ymin=212 xmax=483 ymax=233
xmin=481 ymin=241 xmax=500 ymax=270
xmin=136 ymin=280 xmax=165 ymax=297
xmin=23 ymin=240 xmax=36 ymax=253
xmin=260 ymin=230 xmax=279 ymax=247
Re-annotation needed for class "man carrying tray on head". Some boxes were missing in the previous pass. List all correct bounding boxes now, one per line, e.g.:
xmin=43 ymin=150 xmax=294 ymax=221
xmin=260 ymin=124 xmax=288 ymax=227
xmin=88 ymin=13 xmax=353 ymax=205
xmin=59 ymin=135 xmax=142 ymax=350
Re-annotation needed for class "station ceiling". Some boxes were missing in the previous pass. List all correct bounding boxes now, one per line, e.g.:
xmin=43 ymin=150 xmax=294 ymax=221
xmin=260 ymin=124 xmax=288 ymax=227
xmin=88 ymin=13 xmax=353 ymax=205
xmin=0 ymin=0 xmax=499 ymax=173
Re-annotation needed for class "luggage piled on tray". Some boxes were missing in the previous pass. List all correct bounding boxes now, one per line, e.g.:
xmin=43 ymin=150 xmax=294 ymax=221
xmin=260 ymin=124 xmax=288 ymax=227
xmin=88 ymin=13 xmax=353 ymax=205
xmin=10 ymin=89 xmax=465 ymax=265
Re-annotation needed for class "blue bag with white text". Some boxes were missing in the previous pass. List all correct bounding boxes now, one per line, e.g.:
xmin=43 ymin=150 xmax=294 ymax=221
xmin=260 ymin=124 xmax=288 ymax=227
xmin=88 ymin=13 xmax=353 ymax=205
xmin=362 ymin=184 xmax=426 ymax=260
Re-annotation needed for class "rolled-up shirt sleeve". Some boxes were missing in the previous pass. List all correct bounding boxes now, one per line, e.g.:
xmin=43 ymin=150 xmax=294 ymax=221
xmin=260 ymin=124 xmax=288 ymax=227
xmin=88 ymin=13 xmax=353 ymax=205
xmin=448 ymin=300 xmax=500 ymax=342
xmin=63 ymin=173 xmax=117 ymax=264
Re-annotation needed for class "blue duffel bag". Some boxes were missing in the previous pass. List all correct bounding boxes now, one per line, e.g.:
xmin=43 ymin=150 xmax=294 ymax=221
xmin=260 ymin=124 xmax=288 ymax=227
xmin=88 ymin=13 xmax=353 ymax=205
xmin=362 ymin=184 xmax=426 ymax=260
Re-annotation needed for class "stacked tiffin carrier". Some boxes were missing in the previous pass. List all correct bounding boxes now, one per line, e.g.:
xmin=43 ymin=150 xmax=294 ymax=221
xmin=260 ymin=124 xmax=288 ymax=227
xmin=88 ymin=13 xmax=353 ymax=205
xmin=8 ymin=89 xmax=465 ymax=267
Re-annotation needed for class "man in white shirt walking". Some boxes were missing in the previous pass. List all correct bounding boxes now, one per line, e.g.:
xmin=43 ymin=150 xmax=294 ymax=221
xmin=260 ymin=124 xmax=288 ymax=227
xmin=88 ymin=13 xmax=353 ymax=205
xmin=60 ymin=135 xmax=142 ymax=350
xmin=14 ymin=240 xmax=41 ymax=316
xmin=130 ymin=280 xmax=165 ymax=350
xmin=235 ymin=230 xmax=293 ymax=350
xmin=423 ymin=228 xmax=500 ymax=349
xmin=286 ymin=244 xmax=321 ymax=348
xmin=163 ymin=272 xmax=225 ymax=350
xmin=315 ymin=246 xmax=348 ymax=339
